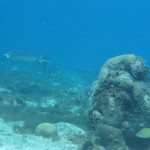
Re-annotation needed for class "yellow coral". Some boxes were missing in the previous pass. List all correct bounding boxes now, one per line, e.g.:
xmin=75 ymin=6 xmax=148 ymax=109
xmin=35 ymin=123 xmax=57 ymax=138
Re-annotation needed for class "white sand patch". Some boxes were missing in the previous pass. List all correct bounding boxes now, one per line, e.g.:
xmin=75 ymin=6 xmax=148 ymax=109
xmin=0 ymin=119 xmax=85 ymax=150
xmin=0 ymin=87 xmax=11 ymax=93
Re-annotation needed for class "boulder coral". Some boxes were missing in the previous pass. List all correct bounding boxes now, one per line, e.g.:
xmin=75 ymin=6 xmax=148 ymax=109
xmin=35 ymin=122 xmax=57 ymax=138
xmin=88 ymin=54 xmax=150 ymax=149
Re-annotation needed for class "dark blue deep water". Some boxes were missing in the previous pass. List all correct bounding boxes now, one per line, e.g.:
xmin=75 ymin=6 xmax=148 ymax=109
xmin=0 ymin=0 xmax=150 ymax=72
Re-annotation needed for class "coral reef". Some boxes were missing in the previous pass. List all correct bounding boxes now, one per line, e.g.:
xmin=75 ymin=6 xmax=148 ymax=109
xmin=1 ymin=54 xmax=149 ymax=149
xmin=0 ymin=63 xmax=90 ymax=127
xmin=0 ymin=118 xmax=86 ymax=150
xmin=88 ymin=54 xmax=150 ymax=149
xmin=95 ymin=123 xmax=127 ymax=150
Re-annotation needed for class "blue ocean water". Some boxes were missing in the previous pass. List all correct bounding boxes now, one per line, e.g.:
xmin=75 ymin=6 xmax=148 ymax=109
xmin=0 ymin=0 xmax=150 ymax=72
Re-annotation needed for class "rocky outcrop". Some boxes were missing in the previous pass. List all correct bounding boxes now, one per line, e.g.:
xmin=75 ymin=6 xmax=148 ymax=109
xmin=88 ymin=54 xmax=150 ymax=149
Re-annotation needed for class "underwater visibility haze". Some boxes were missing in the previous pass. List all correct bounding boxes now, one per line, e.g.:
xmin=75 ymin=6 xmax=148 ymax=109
xmin=0 ymin=0 xmax=150 ymax=69
xmin=0 ymin=0 xmax=150 ymax=150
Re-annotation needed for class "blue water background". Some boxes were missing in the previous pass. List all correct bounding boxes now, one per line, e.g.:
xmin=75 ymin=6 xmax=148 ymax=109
xmin=0 ymin=0 xmax=150 ymax=73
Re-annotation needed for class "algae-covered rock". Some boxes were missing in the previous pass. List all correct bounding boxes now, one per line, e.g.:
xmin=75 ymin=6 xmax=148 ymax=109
xmin=87 ymin=54 xmax=150 ymax=149
xmin=95 ymin=123 xmax=128 ymax=150
xmin=35 ymin=122 xmax=57 ymax=138
xmin=136 ymin=128 xmax=150 ymax=138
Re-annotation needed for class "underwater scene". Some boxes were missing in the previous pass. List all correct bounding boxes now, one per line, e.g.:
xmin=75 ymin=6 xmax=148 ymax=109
xmin=0 ymin=0 xmax=150 ymax=150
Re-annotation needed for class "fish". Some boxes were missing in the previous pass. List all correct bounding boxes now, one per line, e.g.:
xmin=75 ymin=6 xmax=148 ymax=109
xmin=136 ymin=128 xmax=150 ymax=138
xmin=4 ymin=51 xmax=49 ymax=63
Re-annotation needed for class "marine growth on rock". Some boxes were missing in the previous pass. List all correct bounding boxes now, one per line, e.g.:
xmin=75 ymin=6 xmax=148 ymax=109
xmin=87 ymin=54 xmax=150 ymax=150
